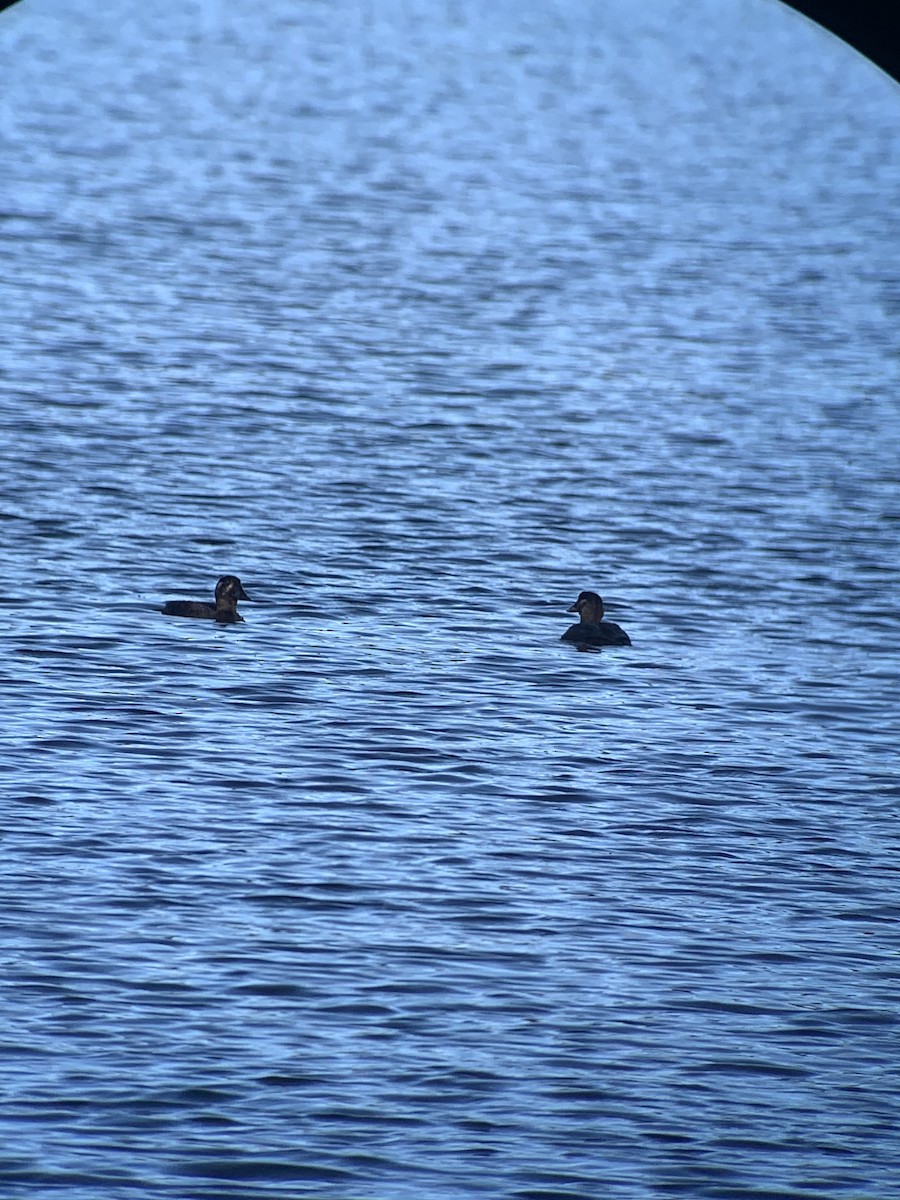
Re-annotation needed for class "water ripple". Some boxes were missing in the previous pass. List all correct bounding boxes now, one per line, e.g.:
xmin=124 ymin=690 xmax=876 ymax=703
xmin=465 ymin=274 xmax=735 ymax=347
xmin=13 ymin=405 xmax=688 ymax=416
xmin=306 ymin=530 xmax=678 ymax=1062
xmin=2 ymin=0 xmax=900 ymax=1197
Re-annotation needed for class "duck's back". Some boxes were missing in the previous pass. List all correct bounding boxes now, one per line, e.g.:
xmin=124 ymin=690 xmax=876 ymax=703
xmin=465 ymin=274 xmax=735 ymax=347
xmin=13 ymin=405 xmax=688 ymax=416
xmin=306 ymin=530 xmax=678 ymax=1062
xmin=561 ymin=620 xmax=631 ymax=647
xmin=161 ymin=600 xmax=217 ymax=618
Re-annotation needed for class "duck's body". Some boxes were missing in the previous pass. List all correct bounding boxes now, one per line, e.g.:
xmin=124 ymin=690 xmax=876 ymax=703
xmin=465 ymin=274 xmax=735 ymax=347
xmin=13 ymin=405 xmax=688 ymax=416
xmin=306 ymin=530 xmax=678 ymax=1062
xmin=162 ymin=575 xmax=251 ymax=624
xmin=561 ymin=590 xmax=631 ymax=647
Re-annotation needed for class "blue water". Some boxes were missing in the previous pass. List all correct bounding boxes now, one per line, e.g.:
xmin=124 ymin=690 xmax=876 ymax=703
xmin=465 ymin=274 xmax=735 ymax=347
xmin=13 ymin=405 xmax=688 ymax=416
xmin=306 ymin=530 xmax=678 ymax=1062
xmin=2 ymin=0 xmax=900 ymax=1197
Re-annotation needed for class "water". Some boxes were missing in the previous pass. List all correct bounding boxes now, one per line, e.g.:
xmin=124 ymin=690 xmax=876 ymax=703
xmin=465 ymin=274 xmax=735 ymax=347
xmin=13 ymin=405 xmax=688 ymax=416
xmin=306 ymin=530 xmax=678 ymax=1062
xmin=2 ymin=0 xmax=900 ymax=1196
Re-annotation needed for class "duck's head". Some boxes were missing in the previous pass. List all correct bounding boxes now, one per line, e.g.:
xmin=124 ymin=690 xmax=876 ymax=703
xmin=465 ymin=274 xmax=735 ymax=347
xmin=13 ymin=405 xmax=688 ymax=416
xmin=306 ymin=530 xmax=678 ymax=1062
xmin=567 ymin=590 xmax=604 ymax=622
xmin=215 ymin=575 xmax=251 ymax=602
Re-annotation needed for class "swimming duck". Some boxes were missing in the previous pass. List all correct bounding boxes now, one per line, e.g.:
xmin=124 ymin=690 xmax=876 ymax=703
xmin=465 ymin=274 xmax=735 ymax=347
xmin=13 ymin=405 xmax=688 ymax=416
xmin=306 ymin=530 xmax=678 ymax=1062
xmin=561 ymin=590 xmax=631 ymax=647
xmin=161 ymin=575 xmax=251 ymax=624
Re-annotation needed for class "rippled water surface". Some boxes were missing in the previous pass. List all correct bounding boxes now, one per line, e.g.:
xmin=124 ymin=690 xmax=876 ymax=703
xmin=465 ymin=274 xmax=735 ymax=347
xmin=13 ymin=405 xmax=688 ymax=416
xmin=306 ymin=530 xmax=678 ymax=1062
xmin=2 ymin=0 xmax=900 ymax=1196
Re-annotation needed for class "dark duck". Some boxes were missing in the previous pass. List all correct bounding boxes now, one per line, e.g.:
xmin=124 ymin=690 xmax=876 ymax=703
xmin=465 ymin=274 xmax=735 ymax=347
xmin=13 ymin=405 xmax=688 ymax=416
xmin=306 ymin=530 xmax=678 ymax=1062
xmin=161 ymin=575 xmax=251 ymax=624
xmin=561 ymin=590 xmax=631 ymax=647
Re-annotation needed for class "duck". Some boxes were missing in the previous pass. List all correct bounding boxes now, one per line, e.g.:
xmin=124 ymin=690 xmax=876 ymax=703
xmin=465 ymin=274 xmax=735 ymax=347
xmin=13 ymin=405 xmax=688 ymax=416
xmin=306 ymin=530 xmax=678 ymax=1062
xmin=161 ymin=575 xmax=251 ymax=624
xmin=561 ymin=590 xmax=631 ymax=647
